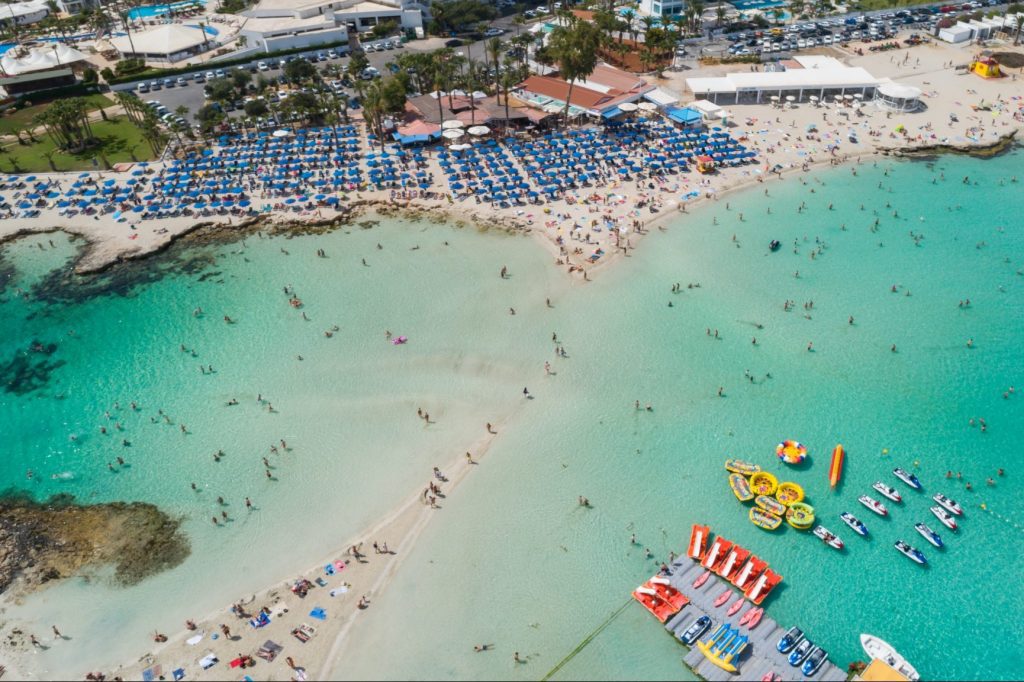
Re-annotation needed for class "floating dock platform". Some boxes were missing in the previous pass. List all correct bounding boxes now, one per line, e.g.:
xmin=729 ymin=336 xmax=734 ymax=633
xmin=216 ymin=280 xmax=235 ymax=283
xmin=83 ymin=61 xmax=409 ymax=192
xmin=661 ymin=558 xmax=847 ymax=682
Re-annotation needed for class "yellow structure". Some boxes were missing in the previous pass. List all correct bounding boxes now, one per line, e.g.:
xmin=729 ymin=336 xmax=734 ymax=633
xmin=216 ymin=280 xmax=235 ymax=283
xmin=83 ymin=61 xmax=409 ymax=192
xmin=854 ymin=658 xmax=910 ymax=682
xmin=970 ymin=56 xmax=1002 ymax=79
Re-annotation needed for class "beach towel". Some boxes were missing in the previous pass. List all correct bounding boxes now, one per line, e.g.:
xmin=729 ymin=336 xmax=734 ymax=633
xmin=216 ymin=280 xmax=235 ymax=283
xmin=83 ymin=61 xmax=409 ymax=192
xmin=186 ymin=632 xmax=204 ymax=646
xmin=256 ymin=639 xmax=283 ymax=663
xmin=199 ymin=654 xmax=218 ymax=670
xmin=142 ymin=665 xmax=162 ymax=682
xmin=230 ymin=658 xmax=243 ymax=669
xmin=172 ymin=668 xmax=185 ymax=681
xmin=249 ymin=611 xmax=271 ymax=628
xmin=330 ymin=585 xmax=349 ymax=597
xmin=309 ymin=606 xmax=327 ymax=620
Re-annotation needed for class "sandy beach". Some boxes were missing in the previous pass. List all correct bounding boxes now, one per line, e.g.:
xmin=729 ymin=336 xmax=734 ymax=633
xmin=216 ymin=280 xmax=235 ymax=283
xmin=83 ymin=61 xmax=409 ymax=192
xmin=2 ymin=34 xmax=1023 ymax=681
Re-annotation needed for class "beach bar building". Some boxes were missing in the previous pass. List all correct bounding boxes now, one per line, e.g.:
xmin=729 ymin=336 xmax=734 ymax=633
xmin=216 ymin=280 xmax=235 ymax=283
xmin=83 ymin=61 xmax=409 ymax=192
xmin=110 ymin=24 xmax=219 ymax=63
xmin=687 ymin=56 xmax=880 ymax=105
xmin=874 ymin=82 xmax=922 ymax=112
xmin=514 ymin=63 xmax=656 ymax=120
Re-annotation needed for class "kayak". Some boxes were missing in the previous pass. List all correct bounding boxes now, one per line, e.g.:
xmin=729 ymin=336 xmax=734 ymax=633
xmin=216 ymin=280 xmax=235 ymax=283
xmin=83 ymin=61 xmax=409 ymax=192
xmin=754 ymin=495 xmax=787 ymax=516
xmin=872 ymin=481 xmax=902 ymax=503
xmin=893 ymin=467 xmax=922 ymax=490
xmin=725 ymin=459 xmax=761 ymax=475
xmin=828 ymin=444 xmax=844 ymax=488
xmin=858 ymin=494 xmax=888 ymax=516
xmin=749 ymin=507 xmax=783 ymax=531
xmin=739 ymin=606 xmax=760 ymax=626
xmin=750 ymin=471 xmax=779 ymax=496
xmin=812 ymin=525 xmax=844 ymax=550
xmin=693 ymin=570 xmax=711 ymax=589
xmin=915 ymin=522 xmax=944 ymax=548
xmin=933 ymin=493 xmax=963 ymax=516
xmin=726 ymin=598 xmax=744 ymax=616
xmin=729 ymin=473 xmax=754 ymax=502
xmin=839 ymin=511 xmax=869 ymax=537
xmin=744 ymin=607 xmax=764 ymax=629
xmin=714 ymin=590 xmax=732 ymax=607
xmin=930 ymin=505 xmax=958 ymax=531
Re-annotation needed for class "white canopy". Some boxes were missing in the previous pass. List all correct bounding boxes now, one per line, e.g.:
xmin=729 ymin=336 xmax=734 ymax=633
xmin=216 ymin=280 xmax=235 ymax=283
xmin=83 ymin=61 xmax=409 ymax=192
xmin=617 ymin=102 xmax=638 ymax=112
xmin=0 ymin=43 xmax=88 ymax=76
xmin=442 ymin=129 xmax=464 ymax=139
xmin=110 ymin=24 xmax=211 ymax=56
xmin=467 ymin=125 xmax=490 ymax=136
xmin=441 ymin=120 xmax=464 ymax=129
xmin=877 ymin=83 xmax=922 ymax=100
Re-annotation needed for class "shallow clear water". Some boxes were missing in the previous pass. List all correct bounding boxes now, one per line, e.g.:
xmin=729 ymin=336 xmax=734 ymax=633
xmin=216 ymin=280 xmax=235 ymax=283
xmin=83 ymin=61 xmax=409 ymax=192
xmin=2 ymin=150 xmax=1023 ymax=680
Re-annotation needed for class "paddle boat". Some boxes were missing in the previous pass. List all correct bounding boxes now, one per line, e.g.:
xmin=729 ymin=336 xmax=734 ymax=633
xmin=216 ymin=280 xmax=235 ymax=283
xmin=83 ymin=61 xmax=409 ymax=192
xmin=702 ymin=537 xmax=734 ymax=571
xmin=753 ymin=494 xmax=783 ymax=514
xmin=777 ymin=626 xmax=804 ymax=654
xmin=749 ymin=471 xmax=778 ymax=496
xmin=745 ymin=568 xmax=783 ymax=605
xmin=893 ymin=467 xmax=922 ymax=489
xmin=648 ymin=576 xmax=689 ymax=609
xmin=933 ymin=493 xmax=964 ymax=516
xmin=632 ymin=585 xmax=681 ymax=622
xmin=725 ymin=459 xmax=761 ymax=475
xmin=769 ymin=239 xmax=781 ymax=252
xmin=802 ymin=646 xmax=829 ymax=677
xmin=775 ymin=481 xmax=805 ymax=506
xmin=776 ymin=440 xmax=807 ymax=465
xmin=894 ymin=540 xmax=927 ymax=565
xmin=731 ymin=556 xmax=766 ymax=591
xmin=930 ymin=505 xmax=958 ymax=531
xmin=697 ymin=623 xmax=747 ymax=673
xmin=716 ymin=546 xmax=751 ymax=580
xmin=679 ymin=615 xmax=711 ymax=645
xmin=872 ymin=481 xmax=902 ymax=503
xmin=788 ymin=638 xmax=814 ymax=666
xmin=729 ymin=473 xmax=754 ymax=502
xmin=785 ymin=502 xmax=815 ymax=530
xmin=688 ymin=524 xmax=710 ymax=561
xmin=828 ymin=444 xmax=844 ymax=488
xmin=858 ymin=495 xmax=888 ymax=516
xmin=915 ymin=522 xmax=944 ymax=548
xmin=713 ymin=590 xmax=732 ymax=607
xmin=839 ymin=512 xmax=869 ymax=537
xmin=812 ymin=525 xmax=844 ymax=550
xmin=749 ymin=507 xmax=783 ymax=531
xmin=726 ymin=598 xmax=744 ymax=616
xmin=860 ymin=634 xmax=921 ymax=681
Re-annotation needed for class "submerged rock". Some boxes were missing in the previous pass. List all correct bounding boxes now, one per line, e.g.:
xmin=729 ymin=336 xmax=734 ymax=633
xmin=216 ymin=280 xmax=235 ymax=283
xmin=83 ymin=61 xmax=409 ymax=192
xmin=0 ymin=491 xmax=190 ymax=595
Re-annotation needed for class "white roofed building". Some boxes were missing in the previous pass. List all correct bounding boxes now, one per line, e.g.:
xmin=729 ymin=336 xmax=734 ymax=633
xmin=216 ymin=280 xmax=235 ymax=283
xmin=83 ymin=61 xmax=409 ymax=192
xmin=0 ymin=0 xmax=51 ymax=28
xmin=0 ymin=43 xmax=90 ymax=95
xmin=110 ymin=24 xmax=219 ymax=63
xmin=687 ymin=56 xmax=882 ymax=105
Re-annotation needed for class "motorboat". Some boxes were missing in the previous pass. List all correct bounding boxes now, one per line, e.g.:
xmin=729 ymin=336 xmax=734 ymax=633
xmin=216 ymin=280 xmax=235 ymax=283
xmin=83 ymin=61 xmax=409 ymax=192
xmin=933 ymin=493 xmax=963 ymax=516
xmin=812 ymin=525 xmax=844 ymax=550
xmin=769 ymin=239 xmax=781 ymax=252
xmin=894 ymin=540 xmax=927 ymax=565
xmin=914 ymin=522 xmax=943 ymax=548
xmin=839 ymin=511 xmax=869 ymax=537
xmin=858 ymin=495 xmax=888 ymax=516
xmin=776 ymin=626 xmax=803 ymax=654
xmin=860 ymin=634 xmax=921 ymax=681
xmin=802 ymin=646 xmax=829 ymax=676
xmin=893 ymin=467 xmax=922 ymax=489
xmin=930 ymin=505 xmax=958 ymax=531
xmin=788 ymin=638 xmax=814 ymax=666
xmin=872 ymin=481 xmax=902 ymax=503
xmin=693 ymin=570 xmax=711 ymax=589
xmin=679 ymin=615 xmax=711 ymax=645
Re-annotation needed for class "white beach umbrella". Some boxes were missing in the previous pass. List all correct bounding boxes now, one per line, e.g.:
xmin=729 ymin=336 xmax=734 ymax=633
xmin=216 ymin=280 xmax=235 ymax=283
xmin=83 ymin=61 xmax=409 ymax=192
xmin=467 ymin=125 xmax=491 ymax=136
xmin=637 ymin=102 xmax=658 ymax=112
xmin=441 ymin=120 xmax=465 ymax=129
xmin=618 ymin=102 xmax=639 ymax=112
xmin=442 ymin=129 xmax=465 ymax=139
xmin=770 ymin=95 xmax=780 ymax=101
xmin=450 ymin=143 xmax=473 ymax=151
xmin=272 ymin=129 xmax=291 ymax=138
xmin=785 ymin=96 xmax=795 ymax=102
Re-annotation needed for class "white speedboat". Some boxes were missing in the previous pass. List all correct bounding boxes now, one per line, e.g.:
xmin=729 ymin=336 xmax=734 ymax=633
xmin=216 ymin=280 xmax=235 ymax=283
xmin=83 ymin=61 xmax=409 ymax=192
xmin=933 ymin=493 xmax=963 ymax=516
xmin=872 ymin=481 xmax=902 ymax=503
xmin=930 ymin=505 xmax=958 ymax=531
xmin=858 ymin=494 xmax=888 ymax=516
xmin=893 ymin=467 xmax=922 ymax=489
xmin=860 ymin=634 xmax=921 ymax=681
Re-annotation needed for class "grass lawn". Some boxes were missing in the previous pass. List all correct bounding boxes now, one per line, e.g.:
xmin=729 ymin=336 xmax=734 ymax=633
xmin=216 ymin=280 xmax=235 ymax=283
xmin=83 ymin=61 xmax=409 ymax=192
xmin=0 ymin=116 xmax=158 ymax=174
xmin=0 ymin=94 xmax=114 ymax=136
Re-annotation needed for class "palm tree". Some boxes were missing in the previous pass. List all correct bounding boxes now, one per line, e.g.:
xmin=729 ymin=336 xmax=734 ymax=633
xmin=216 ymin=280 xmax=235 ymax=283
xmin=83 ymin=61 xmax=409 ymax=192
xmin=486 ymin=37 xmax=501 ymax=95
xmin=691 ymin=1 xmax=705 ymax=33
xmin=548 ymin=17 xmax=603 ymax=126
xmin=1015 ymin=13 xmax=1024 ymax=45
xmin=789 ymin=0 xmax=806 ymax=20
xmin=716 ymin=4 xmax=727 ymax=27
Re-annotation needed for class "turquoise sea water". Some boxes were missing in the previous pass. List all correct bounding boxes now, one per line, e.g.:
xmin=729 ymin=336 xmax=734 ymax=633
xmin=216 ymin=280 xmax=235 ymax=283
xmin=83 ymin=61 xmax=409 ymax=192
xmin=2 ymin=150 xmax=1023 ymax=680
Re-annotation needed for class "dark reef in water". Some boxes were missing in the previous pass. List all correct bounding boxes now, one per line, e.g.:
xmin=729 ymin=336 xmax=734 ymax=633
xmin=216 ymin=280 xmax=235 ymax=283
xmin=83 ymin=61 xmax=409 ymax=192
xmin=0 ymin=491 xmax=190 ymax=595
xmin=0 ymin=340 xmax=65 ymax=395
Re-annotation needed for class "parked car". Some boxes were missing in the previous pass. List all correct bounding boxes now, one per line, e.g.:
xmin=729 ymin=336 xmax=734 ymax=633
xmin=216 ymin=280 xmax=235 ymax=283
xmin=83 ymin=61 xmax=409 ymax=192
xmin=176 ymin=76 xmax=189 ymax=86
xmin=149 ymin=80 xmax=161 ymax=90
xmin=163 ymin=78 xmax=174 ymax=88
xmin=327 ymin=49 xmax=338 ymax=58
xmin=484 ymin=27 xmax=504 ymax=37
xmin=137 ymin=82 xmax=149 ymax=93
xmin=257 ymin=61 xmax=269 ymax=71
xmin=444 ymin=38 xmax=463 ymax=47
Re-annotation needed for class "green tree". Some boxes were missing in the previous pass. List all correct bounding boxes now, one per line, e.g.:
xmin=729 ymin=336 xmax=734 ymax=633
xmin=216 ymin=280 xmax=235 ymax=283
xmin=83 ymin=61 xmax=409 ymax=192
xmin=195 ymin=103 xmax=225 ymax=132
xmin=206 ymin=77 xmax=236 ymax=103
xmin=231 ymin=68 xmax=252 ymax=92
xmin=244 ymin=99 xmax=269 ymax=116
xmin=547 ymin=17 xmax=603 ymax=126
xmin=284 ymin=58 xmax=317 ymax=84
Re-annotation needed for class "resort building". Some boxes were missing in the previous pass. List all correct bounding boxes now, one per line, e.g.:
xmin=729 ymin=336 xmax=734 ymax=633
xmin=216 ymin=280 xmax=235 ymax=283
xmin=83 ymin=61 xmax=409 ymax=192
xmin=0 ymin=43 xmax=89 ymax=95
xmin=239 ymin=0 xmax=425 ymax=53
xmin=687 ymin=56 xmax=881 ymax=105
xmin=110 ymin=24 xmax=220 ymax=63
xmin=637 ymin=0 xmax=685 ymax=19
xmin=0 ymin=0 xmax=51 ymax=28
xmin=514 ymin=63 xmax=657 ymax=119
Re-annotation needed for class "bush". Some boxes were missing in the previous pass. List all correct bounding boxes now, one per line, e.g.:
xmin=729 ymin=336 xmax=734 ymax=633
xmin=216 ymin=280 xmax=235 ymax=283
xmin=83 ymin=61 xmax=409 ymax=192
xmin=100 ymin=67 xmax=115 ymax=82
xmin=82 ymin=67 xmax=98 ymax=84
xmin=114 ymin=58 xmax=146 ymax=76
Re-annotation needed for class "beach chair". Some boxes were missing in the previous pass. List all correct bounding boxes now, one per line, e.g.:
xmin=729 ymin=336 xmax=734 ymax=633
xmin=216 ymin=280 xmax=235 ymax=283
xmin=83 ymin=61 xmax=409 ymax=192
xmin=142 ymin=665 xmax=162 ymax=682
xmin=172 ymin=668 xmax=185 ymax=681
xmin=292 ymin=623 xmax=317 ymax=643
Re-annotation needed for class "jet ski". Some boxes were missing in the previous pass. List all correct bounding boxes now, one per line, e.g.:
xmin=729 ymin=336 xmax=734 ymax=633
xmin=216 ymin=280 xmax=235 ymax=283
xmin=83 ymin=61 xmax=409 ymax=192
xmin=839 ymin=511 xmax=869 ymax=537
xmin=893 ymin=467 xmax=922 ymax=489
xmin=858 ymin=495 xmax=888 ymax=516
xmin=802 ymin=646 xmax=829 ymax=676
xmin=789 ymin=638 xmax=814 ymax=666
xmin=777 ymin=625 xmax=803 ymax=654
xmin=894 ymin=540 xmax=927 ymax=565
xmin=933 ymin=493 xmax=963 ymax=516
xmin=872 ymin=481 xmax=902 ymax=503
xmin=914 ymin=522 xmax=943 ymax=548
xmin=812 ymin=525 xmax=844 ymax=550
xmin=930 ymin=505 xmax=958 ymax=531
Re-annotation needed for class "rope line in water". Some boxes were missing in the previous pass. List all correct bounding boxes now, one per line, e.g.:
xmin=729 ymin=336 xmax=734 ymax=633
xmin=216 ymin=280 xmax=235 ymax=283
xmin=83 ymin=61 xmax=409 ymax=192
xmin=541 ymin=598 xmax=634 ymax=681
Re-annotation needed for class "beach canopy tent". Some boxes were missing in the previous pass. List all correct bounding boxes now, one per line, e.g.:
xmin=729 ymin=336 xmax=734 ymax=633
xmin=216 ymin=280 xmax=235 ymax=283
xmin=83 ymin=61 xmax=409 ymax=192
xmin=393 ymin=119 xmax=442 ymax=145
xmin=667 ymin=107 xmax=703 ymax=128
xmin=643 ymin=87 xmax=681 ymax=108
xmin=110 ymin=24 xmax=215 ymax=63
xmin=0 ymin=44 xmax=89 ymax=76
xmin=875 ymin=82 xmax=922 ymax=113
